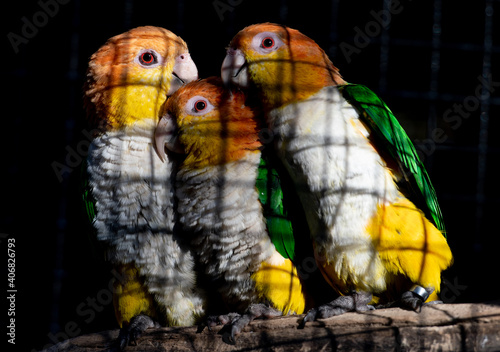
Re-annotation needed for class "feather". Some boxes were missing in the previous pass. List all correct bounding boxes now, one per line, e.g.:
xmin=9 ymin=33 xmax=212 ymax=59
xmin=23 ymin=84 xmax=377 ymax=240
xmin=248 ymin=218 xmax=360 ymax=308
xmin=339 ymin=84 xmax=446 ymax=236
xmin=81 ymin=159 xmax=96 ymax=226
xmin=256 ymin=153 xmax=296 ymax=261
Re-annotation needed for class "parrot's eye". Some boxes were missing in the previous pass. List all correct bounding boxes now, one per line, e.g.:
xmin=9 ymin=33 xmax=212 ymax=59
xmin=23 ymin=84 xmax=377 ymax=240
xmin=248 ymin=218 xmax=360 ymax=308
xmin=186 ymin=96 xmax=214 ymax=116
xmin=194 ymin=100 xmax=207 ymax=112
xmin=138 ymin=51 xmax=159 ymax=66
xmin=252 ymin=32 xmax=283 ymax=54
xmin=261 ymin=37 xmax=275 ymax=49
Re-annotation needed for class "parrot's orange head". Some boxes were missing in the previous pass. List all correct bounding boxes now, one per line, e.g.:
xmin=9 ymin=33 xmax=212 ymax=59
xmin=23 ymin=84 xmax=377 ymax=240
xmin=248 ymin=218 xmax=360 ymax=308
xmin=84 ymin=26 xmax=198 ymax=131
xmin=221 ymin=23 xmax=345 ymax=109
xmin=154 ymin=77 xmax=262 ymax=168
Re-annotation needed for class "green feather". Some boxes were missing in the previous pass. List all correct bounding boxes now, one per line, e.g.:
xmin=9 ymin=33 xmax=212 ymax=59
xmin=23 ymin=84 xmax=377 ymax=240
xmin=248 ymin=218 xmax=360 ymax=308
xmin=339 ymin=84 xmax=446 ymax=236
xmin=256 ymin=154 xmax=296 ymax=261
xmin=80 ymin=159 xmax=106 ymax=260
xmin=81 ymin=159 xmax=96 ymax=226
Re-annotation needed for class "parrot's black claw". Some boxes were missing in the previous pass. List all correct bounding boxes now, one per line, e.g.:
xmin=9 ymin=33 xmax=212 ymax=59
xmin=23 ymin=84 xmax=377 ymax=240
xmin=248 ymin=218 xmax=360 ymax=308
xmin=298 ymin=292 xmax=374 ymax=328
xmin=220 ymin=325 xmax=238 ymax=345
xmin=298 ymin=308 xmax=317 ymax=329
xmin=115 ymin=314 xmax=159 ymax=351
xmin=220 ymin=304 xmax=281 ymax=345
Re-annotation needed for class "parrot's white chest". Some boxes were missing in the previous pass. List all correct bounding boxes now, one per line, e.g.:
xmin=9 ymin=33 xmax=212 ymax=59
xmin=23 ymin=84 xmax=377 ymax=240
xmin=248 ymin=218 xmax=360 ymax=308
xmin=267 ymin=87 xmax=399 ymax=292
xmin=86 ymin=119 xmax=204 ymax=324
xmin=176 ymin=152 xmax=274 ymax=308
xmin=86 ymin=119 xmax=175 ymax=261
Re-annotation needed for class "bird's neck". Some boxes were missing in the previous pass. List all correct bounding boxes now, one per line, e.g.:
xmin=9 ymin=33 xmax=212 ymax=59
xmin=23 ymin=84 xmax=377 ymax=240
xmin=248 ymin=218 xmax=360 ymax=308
xmin=103 ymin=85 xmax=167 ymax=131
xmin=180 ymin=120 xmax=262 ymax=170
xmin=254 ymin=61 xmax=345 ymax=111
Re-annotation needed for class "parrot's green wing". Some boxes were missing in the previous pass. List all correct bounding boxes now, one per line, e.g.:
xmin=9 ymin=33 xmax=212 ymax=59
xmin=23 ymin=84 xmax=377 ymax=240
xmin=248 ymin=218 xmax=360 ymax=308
xmin=256 ymin=151 xmax=338 ymax=305
xmin=81 ymin=159 xmax=96 ymax=226
xmin=256 ymin=153 xmax=296 ymax=261
xmin=339 ymin=84 xmax=446 ymax=236
xmin=80 ymin=159 xmax=106 ymax=259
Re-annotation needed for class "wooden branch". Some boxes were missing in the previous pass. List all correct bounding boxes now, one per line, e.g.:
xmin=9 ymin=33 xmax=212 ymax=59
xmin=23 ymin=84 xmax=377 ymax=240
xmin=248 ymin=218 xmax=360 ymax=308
xmin=42 ymin=301 xmax=500 ymax=352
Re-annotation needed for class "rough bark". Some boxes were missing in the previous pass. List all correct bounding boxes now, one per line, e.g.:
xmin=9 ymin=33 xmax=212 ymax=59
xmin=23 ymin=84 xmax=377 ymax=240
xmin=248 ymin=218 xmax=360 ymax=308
xmin=42 ymin=301 xmax=500 ymax=352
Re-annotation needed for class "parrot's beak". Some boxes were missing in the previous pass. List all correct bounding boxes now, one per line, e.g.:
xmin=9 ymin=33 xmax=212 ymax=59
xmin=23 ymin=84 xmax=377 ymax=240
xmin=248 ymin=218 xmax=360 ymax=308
xmin=168 ymin=52 xmax=198 ymax=96
xmin=154 ymin=112 xmax=183 ymax=162
xmin=221 ymin=48 xmax=249 ymax=88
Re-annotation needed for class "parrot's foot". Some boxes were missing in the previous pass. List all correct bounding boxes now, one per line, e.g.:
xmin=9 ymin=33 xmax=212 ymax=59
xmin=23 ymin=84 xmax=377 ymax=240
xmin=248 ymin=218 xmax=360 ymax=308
xmin=401 ymin=285 xmax=435 ymax=312
xmin=196 ymin=312 xmax=241 ymax=333
xmin=298 ymin=291 xmax=374 ymax=329
xmin=116 ymin=314 xmax=160 ymax=351
xmin=220 ymin=304 xmax=282 ymax=345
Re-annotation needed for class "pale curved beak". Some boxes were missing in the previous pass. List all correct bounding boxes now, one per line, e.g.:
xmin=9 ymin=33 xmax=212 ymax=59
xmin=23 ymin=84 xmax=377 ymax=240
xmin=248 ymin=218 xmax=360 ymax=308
xmin=154 ymin=113 xmax=183 ymax=162
xmin=221 ymin=48 xmax=249 ymax=88
xmin=168 ymin=52 xmax=198 ymax=95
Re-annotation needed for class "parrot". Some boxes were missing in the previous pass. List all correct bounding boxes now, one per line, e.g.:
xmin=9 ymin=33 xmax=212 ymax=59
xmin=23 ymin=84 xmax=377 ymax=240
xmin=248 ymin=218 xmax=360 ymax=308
xmin=220 ymin=23 xmax=453 ymax=325
xmin=82 ymin=26 xmax=204 ymax=349
xmin=154 ymin=76 xmax=308 ymax=343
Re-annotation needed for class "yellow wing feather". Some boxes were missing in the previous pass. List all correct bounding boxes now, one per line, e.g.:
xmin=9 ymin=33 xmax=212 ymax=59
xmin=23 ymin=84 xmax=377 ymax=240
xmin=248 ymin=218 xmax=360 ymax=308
xmin=368 ymin=197 xmax=453 ymax=296
xmin=251 ymin=252 xmax=306 ymax=315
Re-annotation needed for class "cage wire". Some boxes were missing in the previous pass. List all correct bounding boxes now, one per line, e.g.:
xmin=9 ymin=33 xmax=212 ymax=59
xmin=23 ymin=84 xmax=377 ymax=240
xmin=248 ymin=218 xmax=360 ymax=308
xmin=6 ymin=0 xmax=498 ymax=350
xmin=58 ymin=0 xmax=500 ymax=338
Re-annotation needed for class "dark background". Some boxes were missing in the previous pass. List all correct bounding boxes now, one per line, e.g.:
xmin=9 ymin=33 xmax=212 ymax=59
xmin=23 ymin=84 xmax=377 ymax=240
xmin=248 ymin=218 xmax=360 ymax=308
xmin=2 ymin=0 xmax=499 ymax=350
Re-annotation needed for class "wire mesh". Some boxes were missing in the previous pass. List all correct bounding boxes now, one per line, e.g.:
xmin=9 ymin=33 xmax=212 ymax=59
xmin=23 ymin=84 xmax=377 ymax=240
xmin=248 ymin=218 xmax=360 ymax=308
xmin=4 ymin=0 xmax=499 ymax=350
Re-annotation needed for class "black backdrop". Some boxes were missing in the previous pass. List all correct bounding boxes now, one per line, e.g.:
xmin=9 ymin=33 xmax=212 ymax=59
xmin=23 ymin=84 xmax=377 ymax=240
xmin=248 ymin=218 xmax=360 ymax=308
xmin=2 ymin=1 xmax=499 ymax=350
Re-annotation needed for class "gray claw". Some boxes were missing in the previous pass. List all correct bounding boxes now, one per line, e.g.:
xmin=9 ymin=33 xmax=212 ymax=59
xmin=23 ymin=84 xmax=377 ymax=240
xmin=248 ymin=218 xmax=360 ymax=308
xmin=401 ymin=290 xmax=423 ymax=312
xmin=220 ymin=304 xmax=281 ymax=345
xmin=116 ymin=314 xmax=159 ymax=351
xmin=401 ymin=286 xmax=435 ymax=312
xmin=298 ymin=292 xmax=373 ymax=328
xmin=198 ymin=313 xmax=241 ymax=333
